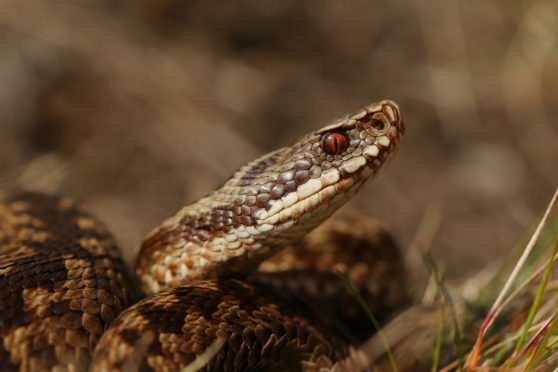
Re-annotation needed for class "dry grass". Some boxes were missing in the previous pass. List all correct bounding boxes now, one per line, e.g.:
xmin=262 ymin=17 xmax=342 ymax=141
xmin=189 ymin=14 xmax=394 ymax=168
xmin=458 ymin=190 xmax=558 ymax=370
xmin=355 ymin=190 xmax=558 ymax=370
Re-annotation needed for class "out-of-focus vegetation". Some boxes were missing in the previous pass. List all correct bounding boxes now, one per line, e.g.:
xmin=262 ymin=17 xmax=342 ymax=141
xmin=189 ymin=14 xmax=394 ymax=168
xmin=0 ymin=0 xmax=556 ymax=319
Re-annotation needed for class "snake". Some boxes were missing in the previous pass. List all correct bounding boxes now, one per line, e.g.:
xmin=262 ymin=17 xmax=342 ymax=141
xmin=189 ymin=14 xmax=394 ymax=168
xmin=0 ymin=99 xmax=405 ymax=371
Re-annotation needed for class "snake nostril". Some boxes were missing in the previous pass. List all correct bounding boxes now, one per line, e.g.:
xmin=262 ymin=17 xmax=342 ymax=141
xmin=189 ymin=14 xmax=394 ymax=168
xmin=370 ymin=119 xmax=385 ymax=131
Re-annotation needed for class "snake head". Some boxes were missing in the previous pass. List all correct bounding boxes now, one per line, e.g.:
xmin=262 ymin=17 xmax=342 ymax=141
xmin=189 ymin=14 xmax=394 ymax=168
xmin=251 ymin=99 xmax=405 ymax=227
xmin=137 ymin=100 xmax=405 ymax=291
xmin=316 ymin=99 xmax=404 ymax=176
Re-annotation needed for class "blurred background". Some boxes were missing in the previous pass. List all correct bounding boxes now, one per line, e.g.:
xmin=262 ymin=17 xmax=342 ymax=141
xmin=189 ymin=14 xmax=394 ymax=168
xmin=0 ymin=0 xmax=556 ymax=286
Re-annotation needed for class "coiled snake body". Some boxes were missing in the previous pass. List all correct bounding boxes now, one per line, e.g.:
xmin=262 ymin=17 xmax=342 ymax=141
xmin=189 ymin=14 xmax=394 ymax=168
xmin=0 ymin=100 xmax=405 ymax=371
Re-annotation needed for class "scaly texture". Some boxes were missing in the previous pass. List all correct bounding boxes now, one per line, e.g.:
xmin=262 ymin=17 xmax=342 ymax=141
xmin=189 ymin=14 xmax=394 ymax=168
xmin=92 ymin=214 xmax=408 ymax=372
xmin=92 ymin=279 xmax=354 ymax=372
xmin=0 ymin=192 xmax=133 ymax=372
xmin=256 ymin=213 xmax=409 ymax=342
xmin=1 ymin=100 xmax=405 ymax=371
xmin=94 ymin=100 xmax=405 ymax=371
xmin=136 ymin=100 xmax=405 ymax=294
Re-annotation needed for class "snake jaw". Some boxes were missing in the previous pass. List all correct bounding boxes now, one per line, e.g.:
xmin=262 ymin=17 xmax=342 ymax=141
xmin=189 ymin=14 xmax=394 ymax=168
xmin=136 ymin=100 xmax=404 ymax=293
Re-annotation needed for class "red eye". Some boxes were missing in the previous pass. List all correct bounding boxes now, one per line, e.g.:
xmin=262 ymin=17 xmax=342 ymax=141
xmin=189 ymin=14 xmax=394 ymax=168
xmin=321 ymin=132 xmax=348 ymax=155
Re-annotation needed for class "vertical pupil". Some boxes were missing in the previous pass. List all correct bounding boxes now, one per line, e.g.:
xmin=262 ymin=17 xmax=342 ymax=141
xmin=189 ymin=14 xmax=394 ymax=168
xmin=333 ymin=137 xmax=339 ymax=152
xmin=322 ymin=132 xmax=347 ymax=155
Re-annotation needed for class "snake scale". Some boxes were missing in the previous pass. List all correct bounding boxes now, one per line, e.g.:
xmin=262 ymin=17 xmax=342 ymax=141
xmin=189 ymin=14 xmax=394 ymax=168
xmin=0 ymin=100 xmax=405 ymax=371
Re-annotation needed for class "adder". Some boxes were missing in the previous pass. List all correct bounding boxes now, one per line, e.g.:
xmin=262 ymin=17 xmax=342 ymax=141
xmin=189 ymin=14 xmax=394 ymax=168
xmin=0 ymin=99 xmax=406 ymax=371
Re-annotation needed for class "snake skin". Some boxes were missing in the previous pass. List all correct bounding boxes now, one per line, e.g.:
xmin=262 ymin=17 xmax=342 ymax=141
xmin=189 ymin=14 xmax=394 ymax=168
xmin=256 ymin=213 xmax=409 ymax=342
xmin=91 ymin=214 xmax=408 ymax=372
xmin=0 ymin=100 xmax=405 ymax=371
xmin=0 ymin=192 xmax=133 ymax=371
xmin=136 ymin=100 xmax=404 ymax=295
xmin=92 ymin=280 xmax=354 ymax=372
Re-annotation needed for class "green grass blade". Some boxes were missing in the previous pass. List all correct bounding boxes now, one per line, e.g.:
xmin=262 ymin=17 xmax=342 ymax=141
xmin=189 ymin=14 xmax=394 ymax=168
xmin=335 ymin=270 xmax=399 ymax=372
xmin=422 ymin=253 xmax=464 ymax=370
xmin=431 ymin=302 xmax=446 ymax=372
xmin=513 ymin=233 xmax=558 ymax=356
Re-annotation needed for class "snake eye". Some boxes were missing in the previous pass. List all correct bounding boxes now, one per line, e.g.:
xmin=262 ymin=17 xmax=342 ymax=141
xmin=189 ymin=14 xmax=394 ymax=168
xmin=321 ymin=132 xmax=348 ymax=155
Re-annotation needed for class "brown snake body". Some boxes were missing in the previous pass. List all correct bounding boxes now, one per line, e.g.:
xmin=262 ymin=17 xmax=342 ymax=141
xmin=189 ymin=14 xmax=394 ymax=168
xmin=0 ymin=100 xmax=405 ymax=371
